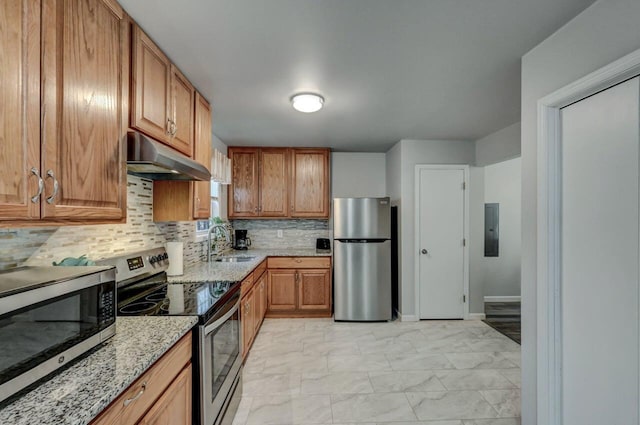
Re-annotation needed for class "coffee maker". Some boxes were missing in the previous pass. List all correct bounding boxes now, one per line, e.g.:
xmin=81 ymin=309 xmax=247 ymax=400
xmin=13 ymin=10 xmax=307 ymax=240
xmin=233 ymin=229 xmax=251 ymax=250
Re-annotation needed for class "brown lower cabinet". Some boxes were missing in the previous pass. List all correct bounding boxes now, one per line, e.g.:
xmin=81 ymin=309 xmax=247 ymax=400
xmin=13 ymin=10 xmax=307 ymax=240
xmin=266 ymin=257 xmax=332 ymax=318
xmin=241 ymin=262 xmax=268 ymax=359
xmin=91 ymin=333 xmax=192 ymax=425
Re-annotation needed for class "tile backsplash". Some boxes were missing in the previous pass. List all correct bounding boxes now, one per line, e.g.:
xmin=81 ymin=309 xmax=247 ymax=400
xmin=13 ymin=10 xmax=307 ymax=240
xmin=0 ymin=176 xmax=209 ymax=270
xmin=230 ymin=219 xmax=329 ymax=249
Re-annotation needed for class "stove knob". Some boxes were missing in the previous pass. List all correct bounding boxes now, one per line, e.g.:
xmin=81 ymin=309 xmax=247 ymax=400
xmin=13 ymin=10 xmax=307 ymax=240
xmin=163 ymin=253 xmax=169 ymax=260
xmin=148 ymin=256 xmax=156 ymax=265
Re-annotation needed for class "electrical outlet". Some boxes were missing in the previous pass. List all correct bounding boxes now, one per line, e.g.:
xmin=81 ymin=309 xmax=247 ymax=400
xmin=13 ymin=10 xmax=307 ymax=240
xmin=277 ymin=229 xmax=283 ymax=238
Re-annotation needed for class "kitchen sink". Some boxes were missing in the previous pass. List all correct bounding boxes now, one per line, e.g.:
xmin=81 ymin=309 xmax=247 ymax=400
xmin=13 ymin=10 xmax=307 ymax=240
xmin=215 ymin=256 xmax=256 ymax=263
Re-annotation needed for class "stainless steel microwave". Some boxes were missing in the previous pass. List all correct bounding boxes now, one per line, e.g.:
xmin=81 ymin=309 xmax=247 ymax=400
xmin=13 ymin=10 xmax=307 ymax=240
xmin=0 ymin=266 xmax=116 ymax=404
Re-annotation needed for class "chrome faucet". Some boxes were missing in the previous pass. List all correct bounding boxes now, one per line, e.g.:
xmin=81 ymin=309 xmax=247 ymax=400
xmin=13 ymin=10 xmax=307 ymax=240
xmin=207 ymin=224 xmax=231 ymax=262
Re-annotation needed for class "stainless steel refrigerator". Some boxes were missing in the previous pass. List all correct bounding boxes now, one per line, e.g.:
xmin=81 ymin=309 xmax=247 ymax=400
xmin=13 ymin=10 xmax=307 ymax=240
xmin=333 ymin=197 xmax=392 ymax=321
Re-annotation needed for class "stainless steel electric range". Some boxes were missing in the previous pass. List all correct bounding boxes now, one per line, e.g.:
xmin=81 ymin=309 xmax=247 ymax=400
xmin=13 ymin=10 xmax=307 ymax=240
xmin=100 ymin=248 xmax=242 ymax=425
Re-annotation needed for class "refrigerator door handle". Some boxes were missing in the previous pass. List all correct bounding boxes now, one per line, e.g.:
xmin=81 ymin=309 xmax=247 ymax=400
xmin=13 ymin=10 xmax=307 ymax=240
xmin=335 ymin=239 xmax=388 ymax=243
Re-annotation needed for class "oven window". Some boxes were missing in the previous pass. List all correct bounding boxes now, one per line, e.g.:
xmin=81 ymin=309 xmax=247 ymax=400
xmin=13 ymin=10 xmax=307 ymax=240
xmin=210 ymin=308 xmax=239 ymax=400
xmin=0 ymin=283 xmax=114 ymax=386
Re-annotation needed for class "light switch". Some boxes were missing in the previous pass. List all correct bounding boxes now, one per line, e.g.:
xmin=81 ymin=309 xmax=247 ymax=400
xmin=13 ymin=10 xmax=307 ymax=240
xmin=277 ymin=229 xmax=283 ymax=238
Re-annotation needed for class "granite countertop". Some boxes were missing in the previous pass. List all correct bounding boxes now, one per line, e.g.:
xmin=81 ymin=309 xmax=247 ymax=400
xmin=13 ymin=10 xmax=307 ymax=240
xmin=167 ymin=248 xmax=332 ymax=284
xmin=0 ymin=316 xmax=198 ymax=425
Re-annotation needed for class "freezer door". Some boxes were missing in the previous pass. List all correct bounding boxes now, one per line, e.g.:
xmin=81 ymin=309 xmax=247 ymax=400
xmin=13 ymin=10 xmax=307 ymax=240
xmin=334 ymin=239 xmax=392 ymax=321
xmin=333 ymin=197 xmax=391 ymax=239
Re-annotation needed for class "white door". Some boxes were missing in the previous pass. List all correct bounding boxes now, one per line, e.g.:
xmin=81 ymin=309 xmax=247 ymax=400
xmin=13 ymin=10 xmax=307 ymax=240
xmin=560 ymin=76 xmax=639 ymax=425
xmin=418 ymin=168 xmax=465 ymax=319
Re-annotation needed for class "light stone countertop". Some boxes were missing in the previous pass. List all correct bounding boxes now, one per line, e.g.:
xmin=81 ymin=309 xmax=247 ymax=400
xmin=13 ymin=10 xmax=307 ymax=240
xmin=0 ymin=316 xmax=198 ymax=425
xmin=167 ymin=248 xmax=332 ymax=284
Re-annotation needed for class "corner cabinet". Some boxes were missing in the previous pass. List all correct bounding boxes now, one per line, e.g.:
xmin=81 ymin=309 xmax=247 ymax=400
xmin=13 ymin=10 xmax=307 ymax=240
xmin=152 ymin=92 xmax=211 ymax=222
xmin=266 ymin=257 xmax=332 ymax=318
xmin=228 ymin=147 xmax=329 ymax=219
xmin=192 ymin=93 xmax=212 ymax=219
xmin=0 ymin=0 xmax=128 ymax=224
xmin=131 ymin=25 xmax=195 ymax=157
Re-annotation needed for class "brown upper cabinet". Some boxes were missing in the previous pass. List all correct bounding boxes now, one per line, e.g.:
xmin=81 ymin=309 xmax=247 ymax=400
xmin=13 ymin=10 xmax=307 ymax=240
xmin=228 ymin=147 xmax=329 ymax=219
xmin=153 ymin=92 xmax=211 ymax=222
xmin=0 ymin=0 xmax=128 ymax=224
xmin=131 ymin=25 xmax=195 ymax=157
xmin=290 ymin=149 xmax=330 ymax=218
xmin=192 ymin=93 xmax=212 ymax=219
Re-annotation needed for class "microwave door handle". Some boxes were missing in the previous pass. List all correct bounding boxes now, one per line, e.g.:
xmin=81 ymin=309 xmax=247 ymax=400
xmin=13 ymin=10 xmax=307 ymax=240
xmin=204 ymin=300 xmax=240 ymax=336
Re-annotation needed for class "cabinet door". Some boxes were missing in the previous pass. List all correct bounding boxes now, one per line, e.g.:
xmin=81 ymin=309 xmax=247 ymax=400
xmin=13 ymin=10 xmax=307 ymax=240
xmin=41 ymin=0 xmax=128 ymax=220
xmin=241 ymin=290 xmax=254 ymax=356
xmin=267 ymin=270 xmax=297 ymax=311
xmin=169 ymin=65 xmax=195 ymax=157
xmin=132 ymin=25 xmax=171 ymax=143
xmin=228 ymin=148 xmax=259 ymax=217
xmin=193 ymin=93 xmax=211 ymax=219
xmin=251 ymin=284 xmax=260 ymax=334
xmin=259 ymin=148 xmax=288 ymax=217
xmin=0 ymin=0 xmax=40 ymax=221
xmin=253 ymin=274 xmax=265 ymax=332
xmin=298 ymin=269 xmax=331 ymax=311
xmin=138 ymin=364 xmax=192 ymax=425
xmin=290 ymin=149 xmax=330 ymax=218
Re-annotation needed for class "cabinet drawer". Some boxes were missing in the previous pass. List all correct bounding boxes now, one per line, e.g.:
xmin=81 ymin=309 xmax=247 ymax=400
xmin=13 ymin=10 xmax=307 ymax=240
xmin=267 ymin=257 xmax=331 ymax=269
xmin=91 ymin=333 xmax=192 ymax=425
xmin=254 ymin=260 xmax=267 ymax=280
xmin=240 ymin=272 xmax=254 ymax=298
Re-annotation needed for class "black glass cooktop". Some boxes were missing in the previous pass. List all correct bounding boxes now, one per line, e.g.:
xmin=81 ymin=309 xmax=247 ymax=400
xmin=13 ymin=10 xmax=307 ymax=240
xmin=117 ymin=273 xmax=239 ymax=324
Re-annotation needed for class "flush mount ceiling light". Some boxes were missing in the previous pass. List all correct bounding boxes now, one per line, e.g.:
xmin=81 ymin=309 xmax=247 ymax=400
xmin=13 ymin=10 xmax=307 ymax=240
xmin=291 ymin=93 xmax=324 ymax=113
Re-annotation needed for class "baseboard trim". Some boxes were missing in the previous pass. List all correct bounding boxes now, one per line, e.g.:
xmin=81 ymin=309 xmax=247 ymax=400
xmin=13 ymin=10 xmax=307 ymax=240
xmin=484 ymin=296 xmax=521 ymax=303
xmin=398 ymin=313 xmax=419 ymax=322
xmin=468 ymin=313 xmax=486 ymax=320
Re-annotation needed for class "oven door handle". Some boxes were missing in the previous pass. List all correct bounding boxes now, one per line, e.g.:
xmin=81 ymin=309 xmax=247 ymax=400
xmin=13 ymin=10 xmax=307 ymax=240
xmin=203 ymin=300 xmax=240 ymax=336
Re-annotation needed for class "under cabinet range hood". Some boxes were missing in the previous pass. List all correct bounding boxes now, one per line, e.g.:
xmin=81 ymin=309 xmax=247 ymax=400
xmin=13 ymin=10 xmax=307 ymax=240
xmin=126 ymin=131 xmax=211 ymax=181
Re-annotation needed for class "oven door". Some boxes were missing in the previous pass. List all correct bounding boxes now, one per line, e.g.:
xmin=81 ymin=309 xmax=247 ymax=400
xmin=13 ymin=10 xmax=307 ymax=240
xmin=200 ymin=290 xmax=241 ymax=425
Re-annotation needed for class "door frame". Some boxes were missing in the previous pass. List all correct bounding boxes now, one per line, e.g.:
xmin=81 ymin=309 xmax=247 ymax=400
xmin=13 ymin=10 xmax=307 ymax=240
xmin=414 ymin=164 xmax=470 ymax=320
xmin=537 ymin=48 xmax=640 ymax=425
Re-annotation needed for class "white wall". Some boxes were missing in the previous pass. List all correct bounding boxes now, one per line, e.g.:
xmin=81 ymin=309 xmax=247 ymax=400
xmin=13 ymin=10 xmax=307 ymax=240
xmin=385 ymin=139 xmax=476 ymax=319
xmin=482 ymin=157 xmax=521 ymax=297
xmin=331 ymin=153 xmax=386 ymax=198
xmin=475 ymin=122 xmax=521 ymax=166
xmin=521 ymin=1 xmax=640 ymax=423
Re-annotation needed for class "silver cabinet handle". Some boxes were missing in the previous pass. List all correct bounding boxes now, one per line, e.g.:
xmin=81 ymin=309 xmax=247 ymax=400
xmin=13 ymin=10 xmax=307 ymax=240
xmin=421 ymin=249 xmax=428 ymax=255
xmin=46 ymin=170 xmax=59 ymax=204
xmin=166 ymin=118 xmax=172 ymax=135
xmin=30 ymin=167 xmax=44 ymax=203
xmin=123 ymin=381 xmax=146 ymax=406
xmin=169 ymin=120 xmax=177 ymax=136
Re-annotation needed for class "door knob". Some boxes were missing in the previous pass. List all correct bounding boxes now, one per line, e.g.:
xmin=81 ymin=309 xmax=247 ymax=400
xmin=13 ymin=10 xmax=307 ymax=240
xmin=421 ymin=249 xmax=428 ymax=255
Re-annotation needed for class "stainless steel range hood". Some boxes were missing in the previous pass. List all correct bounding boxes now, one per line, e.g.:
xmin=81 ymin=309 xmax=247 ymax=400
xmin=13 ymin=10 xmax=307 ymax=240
xmin=126 ymin=132 xmax=211 ymax=181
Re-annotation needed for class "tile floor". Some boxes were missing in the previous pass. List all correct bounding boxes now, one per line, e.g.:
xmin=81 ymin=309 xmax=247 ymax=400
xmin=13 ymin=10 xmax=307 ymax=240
xmin=233 ymin=318 xmax=521 ymax=425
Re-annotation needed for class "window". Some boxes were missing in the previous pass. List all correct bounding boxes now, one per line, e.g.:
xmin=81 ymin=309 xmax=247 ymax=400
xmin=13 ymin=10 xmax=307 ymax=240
xmin=210 ymin=181 xmax=220 ymax=219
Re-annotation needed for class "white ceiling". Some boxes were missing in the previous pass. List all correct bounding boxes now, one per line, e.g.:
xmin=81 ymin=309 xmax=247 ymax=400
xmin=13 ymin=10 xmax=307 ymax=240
xmin=119 ymin=0 xmax=595 ymax=152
